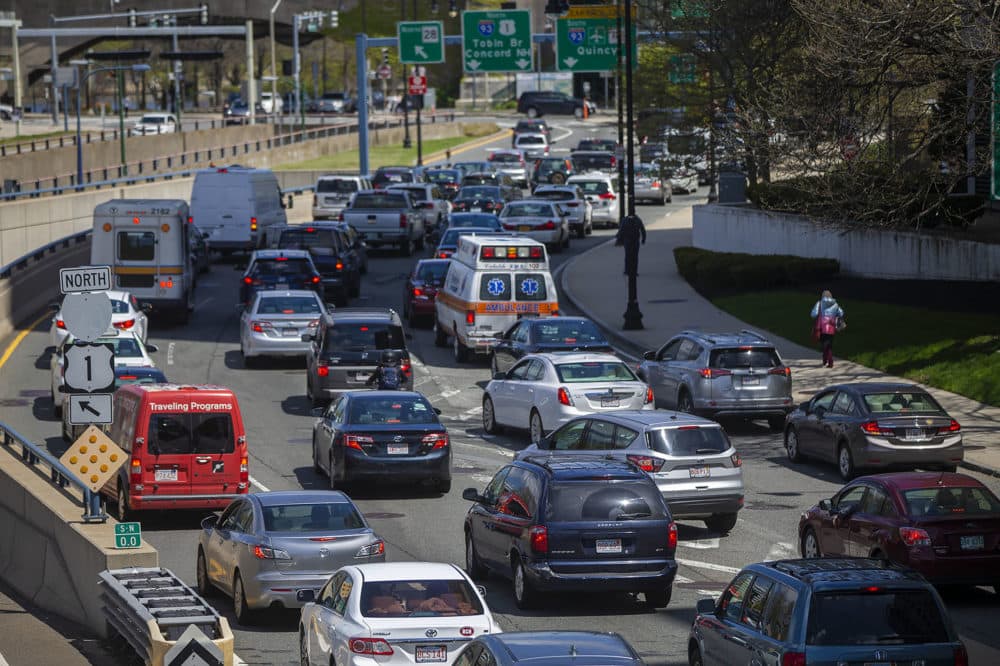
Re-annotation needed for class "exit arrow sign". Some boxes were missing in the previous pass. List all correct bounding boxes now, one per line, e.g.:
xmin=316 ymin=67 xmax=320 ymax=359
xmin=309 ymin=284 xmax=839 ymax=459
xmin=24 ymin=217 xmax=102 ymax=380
xmin=398 ymin=21 xmax=444 ymax=64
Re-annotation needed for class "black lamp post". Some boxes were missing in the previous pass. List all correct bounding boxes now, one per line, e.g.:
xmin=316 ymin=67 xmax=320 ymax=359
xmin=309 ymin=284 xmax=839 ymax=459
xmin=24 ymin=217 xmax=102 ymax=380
xmin=620 ymin=0 xmax=644 ymax=330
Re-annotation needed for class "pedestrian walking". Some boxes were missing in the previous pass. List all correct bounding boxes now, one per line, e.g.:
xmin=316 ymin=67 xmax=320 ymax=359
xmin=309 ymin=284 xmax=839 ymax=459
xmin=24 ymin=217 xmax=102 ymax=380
xmin=810 ymin=289 xmax=845 ymax=368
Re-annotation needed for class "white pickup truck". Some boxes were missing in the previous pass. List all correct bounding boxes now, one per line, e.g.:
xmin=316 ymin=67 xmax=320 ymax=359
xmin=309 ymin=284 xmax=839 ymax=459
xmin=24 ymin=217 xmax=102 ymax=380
xmin=340 ymin=190 xmax=425 ymax=256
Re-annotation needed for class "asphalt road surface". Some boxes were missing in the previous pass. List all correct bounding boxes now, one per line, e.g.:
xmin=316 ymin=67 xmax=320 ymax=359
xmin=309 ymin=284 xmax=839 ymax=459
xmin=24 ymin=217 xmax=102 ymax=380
xmin=0 ymin=115 xmax=997 ymax=665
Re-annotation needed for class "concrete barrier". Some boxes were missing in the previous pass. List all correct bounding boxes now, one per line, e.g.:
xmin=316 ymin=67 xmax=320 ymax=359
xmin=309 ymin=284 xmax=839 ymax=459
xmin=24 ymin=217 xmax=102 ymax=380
xmin=692 ymin=203 xmax=1000 ymax=281
xmin=0 ymin=442 xmax=158 ymax=638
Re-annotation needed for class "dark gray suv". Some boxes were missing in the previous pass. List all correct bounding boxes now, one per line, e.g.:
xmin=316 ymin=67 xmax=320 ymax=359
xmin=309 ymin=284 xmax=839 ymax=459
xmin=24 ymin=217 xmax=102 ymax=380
xmin=637 ymin=330 xmax=793 ymax=431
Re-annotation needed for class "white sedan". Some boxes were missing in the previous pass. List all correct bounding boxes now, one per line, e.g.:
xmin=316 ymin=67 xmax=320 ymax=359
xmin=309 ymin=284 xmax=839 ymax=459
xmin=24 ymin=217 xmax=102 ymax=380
xmin=498 ymin=200 xmax=570 ymax=252
xmin=51 ymin=289 xmax=151 ymax=348
xmin=482 ymin=352 xmax=654 ymax=443
xmin=299 ymin=562 xmax=501 ymax=666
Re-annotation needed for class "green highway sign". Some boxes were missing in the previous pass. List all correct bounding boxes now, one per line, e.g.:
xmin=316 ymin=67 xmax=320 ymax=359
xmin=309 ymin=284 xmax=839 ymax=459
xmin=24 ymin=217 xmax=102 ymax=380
xmin=462 ymin=10 xmax=532 ymax=73
xmin=398 ymin=21 xmax=444 ymax=64
xmin=555 ymin=16 xmax=637 ymax=73
xmin=114 ymin=521 xmax=142 ymax=549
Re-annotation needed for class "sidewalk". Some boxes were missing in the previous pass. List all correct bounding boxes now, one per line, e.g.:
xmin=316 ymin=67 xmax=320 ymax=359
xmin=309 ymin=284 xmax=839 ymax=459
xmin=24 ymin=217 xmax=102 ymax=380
xmin=559 ymin=205 xmax=1000 ymax=477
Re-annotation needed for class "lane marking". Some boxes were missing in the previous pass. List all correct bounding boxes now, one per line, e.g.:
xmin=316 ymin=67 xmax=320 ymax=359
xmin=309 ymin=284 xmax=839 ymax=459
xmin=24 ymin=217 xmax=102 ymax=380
xmin=248 ymin=475 xmax=271 ymax=492
xmin=167 ymin=342 xmax=176 ymax=366
xmin=676 ymin=557 xmax=742 ymax=575
xmin=675 ymin=574 xmax=721 ymax=597
xmin=766 ymin=541 xmax=796 ymax=561
xmin=679 ymin=538 xmax=720 ymax=550
xmin=0 ymin=311 xmax=50 ymax=373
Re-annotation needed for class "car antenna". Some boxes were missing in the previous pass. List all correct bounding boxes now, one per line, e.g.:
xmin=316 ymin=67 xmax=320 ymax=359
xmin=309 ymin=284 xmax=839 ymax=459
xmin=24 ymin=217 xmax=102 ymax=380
xmin=937 ymin=470 xmax=945 ymax=485
xmin=569 ymin=644 xmax=577 ymax=657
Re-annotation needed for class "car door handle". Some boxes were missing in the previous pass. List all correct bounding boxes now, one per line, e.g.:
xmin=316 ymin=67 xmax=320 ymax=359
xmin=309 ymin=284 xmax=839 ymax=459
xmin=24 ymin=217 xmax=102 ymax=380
xmin=727 ymin=635 xmax=748 ymax=647
xmin=195 ymin=456 xmax=211 ymax=464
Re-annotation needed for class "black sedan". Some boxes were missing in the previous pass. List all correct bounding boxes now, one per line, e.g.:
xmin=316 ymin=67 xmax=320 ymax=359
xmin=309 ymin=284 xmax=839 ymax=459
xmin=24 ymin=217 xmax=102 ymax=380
xmin=450 ymin=185 xmax=510 ymax=214
xmin=311 ymin=391 xmax=451 ymax=494
xmin=490 ymin=316 xmax=613 ymax=375
xmin=784 ymin=382 xmax=964 ymax=481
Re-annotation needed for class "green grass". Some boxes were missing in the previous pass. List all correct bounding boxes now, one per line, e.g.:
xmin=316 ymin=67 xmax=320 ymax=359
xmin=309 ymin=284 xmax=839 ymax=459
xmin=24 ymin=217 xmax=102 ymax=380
xmin=0 ymin=130 xmax=74 ymax=147
xmin=275 ymin=131 xmax=496 ymax=171
xmin=712 ymin=290 xmax=1000 ymax=407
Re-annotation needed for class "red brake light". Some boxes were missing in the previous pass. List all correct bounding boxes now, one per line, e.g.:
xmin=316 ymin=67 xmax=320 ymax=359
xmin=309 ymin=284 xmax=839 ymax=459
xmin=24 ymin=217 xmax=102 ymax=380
xmin=645 ymin=386 xmax=654 ymax=404
xmin=118 ymin=375 xmax=137 ymax=380
xmin=130 ymin=457 xmax=142 ymax=483
xmin=114 ymin=319 xmax=135 ymax=330
xmin=699 ymin=368 xmax=732 ymax=378
xmin=243 ymin=276 xmax=253 ymax=285
xmin=899 ymin=526 xmax=932 ymax=546
xmin=251 ymin=320 xmax=273 ymax=333
xmin=305 ymin=227 xmax=315 ymax=233
xmin=239 ymin=454 xmax=249 ymax=485
xmin=250 ymin=216 xmax=257 ymax=231
xmin=954 ymin=645 xmax=969 ymax=666
xmin=598 ymin=192 xmax=616 ymax=200
xmin=344 ymin=434 xmax=373 ymax=451
xmin=400 ymin=213 xmax=408 ymax=228
xmin=557 ymin=387 xmax=572 ymax=406
xmin=668 ymin=521 xmax=678 ymax=550
xmin=466 ymin=310 xmax=475 ymax=325
xmin=412 ymin=287 xmax=423 ymax=296
xmin=350 ymin=638 xmax=393 ymax=656
xmin=781 ymin=653 xmax=806 ymax=666
xmin=317 ymin=363 xmax=329 ymax=377
xmin=56 ymin=319 xmax=66 ymax=329
xmin=311 ymin=275 xmax=321 ymax=284
xmin=938 ymin=419 xmax=961 ymax=434
xmin=540 ymin=220 xmax=556 ymax=230
xmin=422 ymin=433 xmax=449 ymax=449
xmin=768 ymin=366 xmax=791 ymax=376
xmin=610 ymin=156 xmax=617 ymax=167
xmin=187 ymin=215 xmax=193 ymax=224
xmin=335 ymin=261 xmax=344 ymax=271
xmin=730 ymin=452 xmax=743 ymax=467
xmin=275 ymin=256 xmax=289 ymax=261
xmin=530 ymin=525 xmax=548 ymax=553
xmin=861 ymin=420 xmax=895 ymax=436
xmin=530 ymin=247 xmax=543 ymax=258
xmin=626 ymin=454 xmax=664 ymax=473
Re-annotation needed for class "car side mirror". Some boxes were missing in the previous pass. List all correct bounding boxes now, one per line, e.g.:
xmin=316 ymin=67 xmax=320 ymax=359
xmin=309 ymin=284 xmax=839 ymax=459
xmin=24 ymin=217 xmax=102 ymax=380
xmin=696 ymin=598 xmax=717 ymax=615
xmin=145 ymin=344 xmax=159 ymax=353
xmin=142 ymin=303 xmax=153 ymax=314
xmin=433 ymin=407 xmax=442 ymax=415
xmin=201 ymin=514 xmax=219 ymax=530
xmin=301 ymin=333 xmax=315 ymax=342
xmin=818 ymin=499 xmax=832 ymax=512
xmin=462 ymin=488 xmax=485 ymax=503
xmin=492 ymin=371 xmax=506 ymax=381
xmin=310 ymin=407 xmax=325 ymax=418
xmin=643 ymin=350 xmax=656 ymax=361
xmin=814 ymin=405 xmax=827 ymax=419
xmin=57 ymin=385 xmax=67 ymax=393
xmin=49 ymin=301 xmax=60 ymax=311
xmin=799 ymin=401 xmax=810 ymax=413
xmin=202 ymin=232 xmax=210 ymax=239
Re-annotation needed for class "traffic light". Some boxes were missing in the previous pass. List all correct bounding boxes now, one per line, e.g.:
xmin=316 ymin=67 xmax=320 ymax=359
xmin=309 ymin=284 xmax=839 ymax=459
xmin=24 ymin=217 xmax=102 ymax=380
xmin=329 ymin=11 xmax=339 ymax=28
xmin=382 ymin=48 xmax=389 ymax=67
xmin=282 ymin=59 xmax=293 ymax=76
xmin=199 ymin=3 xmax=209 ymax=25
xmin=128 ymin=8 xmax=137 ymax=28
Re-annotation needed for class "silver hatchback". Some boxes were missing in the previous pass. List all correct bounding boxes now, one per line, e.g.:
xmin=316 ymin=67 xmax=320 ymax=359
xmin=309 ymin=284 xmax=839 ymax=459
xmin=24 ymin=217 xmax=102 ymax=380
xmin=515 ymin=410 xmax=745 ymax=533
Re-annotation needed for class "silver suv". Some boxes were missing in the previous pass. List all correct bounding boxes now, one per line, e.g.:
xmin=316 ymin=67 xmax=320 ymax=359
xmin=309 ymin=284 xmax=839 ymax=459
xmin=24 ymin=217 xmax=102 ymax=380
xmin=637 ymin=330 xmax=793 ymax=431
xmin=515 ymin=410 xmax=744 ymax=533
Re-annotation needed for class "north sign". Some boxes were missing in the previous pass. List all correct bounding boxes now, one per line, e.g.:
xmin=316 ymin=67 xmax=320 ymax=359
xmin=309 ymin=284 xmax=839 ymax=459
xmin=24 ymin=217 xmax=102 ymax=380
xmin=398 ymin=21 xmax=444 ymax=64
xmin=60 ymin=265 xmax=112 ymax=294
xmin=462 ymin=10 xmax=532 ymax=73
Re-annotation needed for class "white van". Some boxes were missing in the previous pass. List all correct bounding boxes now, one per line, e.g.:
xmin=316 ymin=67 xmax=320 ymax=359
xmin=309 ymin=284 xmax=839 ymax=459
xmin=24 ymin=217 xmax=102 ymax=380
xmin=434 ymin=235 xmax=559 ymax=363
xmin=91 ymin=199 xmax=195 ymax=322
xmin=189 ymin=166 xmax=287 ymax=254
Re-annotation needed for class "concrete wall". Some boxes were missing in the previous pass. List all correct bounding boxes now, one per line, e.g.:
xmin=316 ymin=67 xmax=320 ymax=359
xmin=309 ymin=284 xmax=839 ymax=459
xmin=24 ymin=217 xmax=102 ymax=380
xmin=692 ymin=204 xmax=1000 ymax=281
xmin=0 ymin=443 xmax=158 ymax=638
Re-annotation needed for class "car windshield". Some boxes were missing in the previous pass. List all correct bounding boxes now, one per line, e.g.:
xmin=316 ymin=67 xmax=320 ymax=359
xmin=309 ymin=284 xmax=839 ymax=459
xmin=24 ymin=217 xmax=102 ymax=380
xmin=324 ymin=324 xmax=404 ymax=352
xmin=261 ymin=502 xmax=365 ymax=532
xmin=806 ymin=590 xmax=949 ymax=645
xmin=709 ymin=347 xmax=781 ymax=369
xmin=425 ymin=170 xmax=459 ymax=183
xmin=491 ymin=153 xmax=522 ymax=164
xmin=533 ymin=320 xmax=606 ymax=344
xmin=352 ymin=193 xmax=409 ymax=208
xmin=109 ymin=299 xmax=131 ymax=314
xmin=555 ymin=361 xmax=636 ymax=383
xmin=348 ymin=395 xmax=438 ymax=424
xmin=317 ymin=179 xmax=359 ymax=193
xmin=573 ymin=180 xmax=610 ymax=195
xmin=533 ymin=190 xmax=575 ymax=201
xmin=862 ymin=392 xmax=946 ymax=415
xmin=450 ymin=214 xmax=500 ymax=228
xmin=503 ymin=202 xmax=555 ymax=217
xmin=361 ymin=579 xmax=483 ymax=618
xmin=255 ymin=295 xmax=322 ymax=315
xmin=902 ymin=486 xmax=1000 ymax=516
xmin=546 ymin=480 xmax=668 ymax=521
xmin=458 ymin=187 xmax=499 ymax=199
xmin=416 ymin=262 xmax=450 ymax=282
xmin=140 ymin=115 xmax=166 ymax=124
xmin=649 ymin=426 xmax=731 ymax=456
xmin=572 ymin=154 xmax=614 ymax=170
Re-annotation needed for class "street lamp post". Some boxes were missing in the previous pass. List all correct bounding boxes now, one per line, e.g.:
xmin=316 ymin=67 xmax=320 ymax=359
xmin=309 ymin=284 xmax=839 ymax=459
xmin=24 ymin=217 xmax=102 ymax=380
xmin=76 ymin=63 xmax=150 ymax=188
xmin=269 ymin=0 xmax=283 ymax=125
xmin=620 ymin=0 xmax=644 ymax=330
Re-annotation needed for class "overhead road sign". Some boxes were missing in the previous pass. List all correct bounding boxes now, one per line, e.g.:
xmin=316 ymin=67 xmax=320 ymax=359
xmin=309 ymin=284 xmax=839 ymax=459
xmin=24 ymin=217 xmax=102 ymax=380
xmin=69 ymin=393 xmax=114 ymax=425
xmin=398 ymin=21 xmax=445 ymax=64
xmin=556 ymin=16 xmax=638 ymax=72
xmin=63 ymin=342 xmax=116 ymax=394
xmin=60 ymin=265 xmax=112 ymax=294
xmin=60 ymin=426 xmax=127 ymax=494
xmin=60 ymin=292 xmax=114 ymax=343
xmin=462 ymin=10 xmax=532 ymax=73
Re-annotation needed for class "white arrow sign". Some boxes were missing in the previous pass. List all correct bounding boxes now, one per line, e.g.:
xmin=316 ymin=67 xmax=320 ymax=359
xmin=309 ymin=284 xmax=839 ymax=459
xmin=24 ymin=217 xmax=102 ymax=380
xmin=467 ymin=59 xmax=481 ymax=70
xmin=563 ymin=57 xmax=579 ymax=68
xmin=68 ymin=393 xmax=114 ymax=425
xmin=414 ymin=46 xmax=427 ymax=58
xmin=516 ymin=58 xmax=530 ymax=69
xmin=63 ymin=343 xmax=116 ymax=394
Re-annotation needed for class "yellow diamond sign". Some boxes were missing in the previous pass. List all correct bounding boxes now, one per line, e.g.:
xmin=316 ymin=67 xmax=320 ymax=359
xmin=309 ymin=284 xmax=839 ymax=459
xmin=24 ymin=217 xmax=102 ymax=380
xmin=60 ymin=425 xmax=127 ymax=493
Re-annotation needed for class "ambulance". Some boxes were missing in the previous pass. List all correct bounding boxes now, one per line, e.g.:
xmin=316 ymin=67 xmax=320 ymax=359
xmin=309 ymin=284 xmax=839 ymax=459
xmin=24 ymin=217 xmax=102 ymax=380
xmin=91 ymin=199 xmax=196 ymax=323
xmin=434 ymin=235 xmax=560 ymax=362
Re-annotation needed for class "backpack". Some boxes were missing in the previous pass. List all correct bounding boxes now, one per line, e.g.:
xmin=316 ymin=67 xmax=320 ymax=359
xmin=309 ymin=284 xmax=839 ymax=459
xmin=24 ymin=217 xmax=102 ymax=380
xmin=378 ymin=366 xmax=403 ymax=390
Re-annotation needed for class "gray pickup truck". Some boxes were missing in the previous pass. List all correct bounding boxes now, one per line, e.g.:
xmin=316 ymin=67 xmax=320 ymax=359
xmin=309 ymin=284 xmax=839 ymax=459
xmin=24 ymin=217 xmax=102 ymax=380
xmin=340 ymin=190 xmax=425 ymax=256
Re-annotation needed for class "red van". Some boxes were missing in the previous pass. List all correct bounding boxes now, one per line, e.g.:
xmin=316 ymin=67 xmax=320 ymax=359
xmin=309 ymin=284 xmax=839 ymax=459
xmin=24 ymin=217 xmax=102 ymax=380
xmin=103 ymin=384 xmax=250 ymax=519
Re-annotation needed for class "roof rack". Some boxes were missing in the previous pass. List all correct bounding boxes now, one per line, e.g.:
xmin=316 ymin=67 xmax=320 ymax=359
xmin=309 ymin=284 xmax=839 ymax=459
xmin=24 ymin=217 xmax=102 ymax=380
xmin=739 ymin=329 xmax=769 ymax=342
xmin=520 ymin=454 xmax=636 ymax=473
xmin=681 ymin=330 xmax=715 ymax=345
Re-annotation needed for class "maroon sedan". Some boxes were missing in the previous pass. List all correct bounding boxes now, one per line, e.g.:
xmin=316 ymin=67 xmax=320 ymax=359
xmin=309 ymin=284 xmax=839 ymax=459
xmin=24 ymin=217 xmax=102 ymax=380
xmin=799 ymin=472 xmax=1000 ymax=591
xmin=402 ymin=259 xmax=450 ymax=327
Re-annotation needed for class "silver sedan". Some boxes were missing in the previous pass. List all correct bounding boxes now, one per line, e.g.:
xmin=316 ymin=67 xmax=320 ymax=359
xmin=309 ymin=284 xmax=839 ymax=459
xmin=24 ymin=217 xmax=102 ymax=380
xmin=196 ymin=490 xmax=386 ymax=624
xmin=239 ymin=290 xmax=325 ymax=364
xmin=531 ymin=185 xmax=593 ymax=238
xmin=497 ymin=200 xmax=570 ymax=251
xmin=482 ymin=352 xmax=655 ymax=444
xmin=634 ymin=163 xmax=672 ymax=204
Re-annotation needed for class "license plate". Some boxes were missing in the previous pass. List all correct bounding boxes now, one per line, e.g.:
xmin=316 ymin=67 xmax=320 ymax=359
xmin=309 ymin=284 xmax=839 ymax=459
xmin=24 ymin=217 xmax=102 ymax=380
xmin=154 ymin=468 xmax=178 ymax=482
xmin=742 ymin=377 xmax=760 ymax=386
xmin=387 ymin=445 xmax=408 ymax=455
xmin=519 ymin=225 xmax=532 ymax=231
xmin=596 ymin=538 xmax=622 ymax=554
xmin=689 ymin=466 xmax=711 ymax=478
xmin=600 ymin=398 xmax=620 ymax=408
xmin=296 ymin=589 xmax=316 ymax=602
xmin=960 ymin=535 xmax=984 ymax=550
xmin=416 ymin=646 xmax=447 ymax=663
xmin=355 ymin=372 xmax=371 ymax=381
xmin=904 ymin=428 xmax=924 ymax=439
xmin=282 ymin=328 xmax=299 ymax=337
xmin=276 ymin=282 xmax=288 ymax=289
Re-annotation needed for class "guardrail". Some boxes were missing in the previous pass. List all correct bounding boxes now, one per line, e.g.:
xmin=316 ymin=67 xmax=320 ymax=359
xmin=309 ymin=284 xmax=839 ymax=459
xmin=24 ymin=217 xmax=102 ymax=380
xmin=100 ymin=567 xmax=232 ymax=665
xmin=0 ymin=228 xmax=92 ymax=280
xmin=0 ymin=419 xmax=105 ymax=522
xmin=1 ymin=112 xmax=457 ymax=201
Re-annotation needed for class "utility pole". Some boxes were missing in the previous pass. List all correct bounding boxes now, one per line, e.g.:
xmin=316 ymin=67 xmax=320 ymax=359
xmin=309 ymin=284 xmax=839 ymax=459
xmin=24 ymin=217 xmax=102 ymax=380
xmin=269 ymin=0 xmax=283 ymax=124
xmin=401 ymin=0 xmax=412 ymax=149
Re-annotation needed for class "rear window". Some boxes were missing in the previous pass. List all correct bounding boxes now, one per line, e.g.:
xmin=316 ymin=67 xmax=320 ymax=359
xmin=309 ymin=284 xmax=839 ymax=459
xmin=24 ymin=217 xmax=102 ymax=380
xmin=323 ymin=323 xmax=405 ymax=351
xmin=572 ymin=154 xmax=614 ymax=170
xmin=650 ymin=426 xmax=731 ymax=456
xmin=352 ymin=193 xmax=409 ymax=208
xmin=416 ymin=262 xmax=449 ymax=282
xmin=534 ymin=320 xmax=605 ymax=344
xmin=97 ymin=336 xmax=144 ymax=359
xmin=255 ymin=295 xmax=322 ymax=315
xmin=463 ymin=175 xmax=498 ymax=186
xmin=490 ymin=152 xmax=523 ymax=163
xmin=361 ymin=579 xmax=483 ymax=618
xmin=348 ymin=395 xmax=438 ymax=424
xmin=572 ymin=180 xmax=610 ymax=195
xmin=148 ymin=413 xmax=235 ymax=455
xmin=115 ymin=370 xmax=166 ymax=388
xmin=709 ymin=347 xmax=781 ymax=369
xmin=390 ymin=187 xmax=428 ymax=201
xmin=533 ymin=190 xmax=575 ymax=201
xmin=503 ymin=202 xmax=555 ymax=217
xmin=479 ymin=273 xmax=511 ymax=301
xmin=515 ymin=272 xmax=548 ymax=301
xmin=517 ymin=136 xmax=545 ymax=145
xmin=458 ymin=187 xmax=498 ymax=199
xmin=902 ymin=486 xmax=1000 ymax=516
xmin=117 ymin=231 xmax=155 ymax=261
xmin=535 ymin=161 xmax=566 ymax=174
xmin=250 ymin=258 xmax=314 ymax=278
xmin=278 ymin=229 xmax=340 ymax=251
xmin=806 ymin=589 xmax=950 ymax=646
xmin=546 ymin=479 xmax=669 ymax=521
xmin=425 ymin=171 xmax=459 ymax=183
xmin=261 ymin=502 xmax=365 ymax=532
xmin=372 ymin=171 xmax=413 ymax=185
xmin=317 ymin=179 xmax=359 ymax=193
xmin=450 ymin=214 xmax=500 ymax=228
xmin=862 ymin=392 xmax=945 ymax=415
xmin=555 ymin=361 xmax=636 ymax=383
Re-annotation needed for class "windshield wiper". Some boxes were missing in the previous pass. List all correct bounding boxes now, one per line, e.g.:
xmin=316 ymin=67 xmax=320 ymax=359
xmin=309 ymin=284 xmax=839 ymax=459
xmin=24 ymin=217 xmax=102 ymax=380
xmin=695 ymin=448 xmax=720 ymax=455
xmin=614 ymin=512 xmax=652 ymax=520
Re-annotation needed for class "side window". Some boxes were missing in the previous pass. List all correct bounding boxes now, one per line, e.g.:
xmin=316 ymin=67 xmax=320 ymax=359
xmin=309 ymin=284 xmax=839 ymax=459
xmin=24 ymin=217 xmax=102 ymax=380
xmin=812 ymin=391 xmax=837 ymax=412
xmin=330 ymin=572 xmax=353 ymax=615
xmin=525 ymin=360 xmax=546 ymax=381
xmin=508 ymin=361 xmax=532 ymax=380
xmin=761 ymin=583 xmax=797 ymax=642
xmin=219 ymin=501 xmax=245 ymax=531
xmin=742 ymin=576 xmax=775 ymax=630
xmin=498 ymin=468 xmax=534 ymax=519
xmin=331 ymin=397 xmax=347 ymax=423
xmin=613 ymin=425 xmax=639 ymax=449
xmin=236 ymin=503 xmax=256 ymax=533
xmin=676 ymin=340 xmax=696 ymax=361
xmin=320 ymin=572 xmax=345 ymax=611
xmin=551 ymin=420 xmax=589 ymax=450
xmin=584 ymin=420 xmax=616 ymax=450
xmin=483 ymin=467 xmax=511 ymax=506
xmin=658 ymin=339 xmax=683 ymax=361
xmin=684 ymin=345 xmax=704 ymax=363
xmin=453 ymin=645 xmax=483 ymax=666
xmin=719 ymin=573 xmax=754 ymax=623
xmin=835 ymin=485 xmax=868 ymax=512
xmin=861 ymin=486 xmax=893 ymax=517
xmin=510 ymin=324 xmax=528 ymax=343
xmin=832 ymin=392 xmax=854 ymax=415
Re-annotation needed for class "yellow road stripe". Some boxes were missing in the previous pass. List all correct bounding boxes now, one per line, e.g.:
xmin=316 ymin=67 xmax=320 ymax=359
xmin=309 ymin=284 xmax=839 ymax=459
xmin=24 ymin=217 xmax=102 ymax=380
xmin=421 ymin=128 xmax=513 ymax=165
xmin=0 ymin=311 xmax=51 ymax=373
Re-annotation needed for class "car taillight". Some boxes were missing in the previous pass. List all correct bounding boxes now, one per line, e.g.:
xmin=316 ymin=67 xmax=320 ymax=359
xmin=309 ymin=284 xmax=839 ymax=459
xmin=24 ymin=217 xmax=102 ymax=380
xmin=899 ymin=526 xmax=932 ymax=546
xmin=954 ymin=645 xmax=969 ymax=666
xmin=400 ymin=213 xmax=408 ymax=228
xmin=861 ymin=421 xmax=895 ymax=436
xmin=781 ymin=653 xmax=805 ymax=666
xmin=731 ymin=452 xmax=743 ymax=467
xmin=251 ymin=320 xmax=273 ymax=333
xmin=610 ymin=156 xmax=617 ymax=167
xmin=240 ymin=454 xmax=249 ymax=485
xmin=250 ymin=216 xmax=257 ymax=231
xmin=651 ymin=180 xmax=661 ymax=188
xmin=698 ymin=368 xmax=732 ymax=378
xmin=626 ymin=454 xmax=664 ymax=473
xmin=337 ymin=211 xmax=345 ymax=221
xmin=311 ymin=274 xmax=321 ymax=284
xmin=350 ymin=638 xmax=393 ymax=656
xmin=938 ymin=419 xmax=961 ymax=434
xmin=557 ymin=387 xmax=572 ymax=406
xmin=130 ymin=457 xmax=142 ymax=483
xmin=344 ymin=434 xmax=373 ymax=451
xmin=401 ymin=362 xmax=412 ymax=376
xmin=540 ymin=220 xmax=557 ymax=230
xmin=159 ymin=279 xmax=174 ymax=289
xmin=335 ymin=261 xmax=344 ymax=271
xmin=598 ymin=192 xmax=616 ymax=200
xmin=317 ymin=363 xmax=329 ymax=377
xmin=502 ymin=223 xmax=517 ymax=230
xmin=438 ymin=252 xmax=451 ymax=258
xmin=667 ymin=521 xmax=678 ymax=550
xmin=113 ymin=319 xmax=136 ymax=330
xmin=466 ymin=310 xmax=475 ymax=325
xmin=644 ymin=386 xmax=654 ymax=404
xmin=354 ymin=540 xmax=385 ymax=557
xmin=56 ymin=319 xmax=66 ymax=329
xmin=413 ymin=287 xmax=423 ymax=297
xmin=251 ymin=544 xmax=290 ymax=560
xmin=243 ymin=276 xmax=253 ymax=285
xmin=423 ymin=433 xmax=449 ymax=449
xmin=529 ymin=525 xmax=548 ymax=553
xmin=768 ymin=366 xmax=791 ymax=376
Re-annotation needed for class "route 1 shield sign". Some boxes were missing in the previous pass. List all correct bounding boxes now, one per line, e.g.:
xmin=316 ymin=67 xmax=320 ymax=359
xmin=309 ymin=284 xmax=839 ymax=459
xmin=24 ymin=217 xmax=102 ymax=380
xmin=63 ymin=343 xmax=116 ymax=394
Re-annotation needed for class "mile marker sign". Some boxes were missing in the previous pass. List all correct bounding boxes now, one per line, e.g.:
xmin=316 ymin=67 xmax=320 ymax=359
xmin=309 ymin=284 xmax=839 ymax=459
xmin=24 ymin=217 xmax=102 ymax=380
xmin=60 ymin=266 xmax=112 ymax=294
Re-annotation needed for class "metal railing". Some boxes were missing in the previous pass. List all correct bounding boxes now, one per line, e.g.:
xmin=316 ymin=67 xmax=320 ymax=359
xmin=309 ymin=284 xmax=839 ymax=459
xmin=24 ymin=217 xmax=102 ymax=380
xmin=0 ymin=228 xmax=92 ymax=280
xmin=0 ymin=420 xmax=105 ymax=522
xmin=100 ymin=567 xmax=230 ymax=665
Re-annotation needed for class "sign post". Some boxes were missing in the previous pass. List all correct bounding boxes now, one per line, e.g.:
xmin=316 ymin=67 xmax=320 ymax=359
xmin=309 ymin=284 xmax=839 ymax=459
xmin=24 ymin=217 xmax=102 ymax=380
xmin=398 ymin=21 xmax=444 ymax=64
xmin=462 ymin=10 xmax=532 ymax=73
xmin=555 ymin=5 xmax=638 ymax=73
xmin=992 ymin=60 xmax=1000 ymax=200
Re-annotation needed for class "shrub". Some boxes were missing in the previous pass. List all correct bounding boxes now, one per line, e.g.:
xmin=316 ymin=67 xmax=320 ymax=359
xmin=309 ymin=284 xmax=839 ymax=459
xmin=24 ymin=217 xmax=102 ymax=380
xmin=673 ymin=247 xmax=840 ymax=293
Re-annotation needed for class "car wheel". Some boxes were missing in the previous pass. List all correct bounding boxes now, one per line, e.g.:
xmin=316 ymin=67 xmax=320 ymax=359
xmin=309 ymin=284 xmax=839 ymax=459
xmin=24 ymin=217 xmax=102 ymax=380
xmin=512 ymin=558 xmax=537 ymax=609
xmin=489 ymin=353 xmax=500 ymax=377
xmin=688 ymin=646 xmax=704 ymax=666
xmin=242 ymin=345 xmax=257 ymax=369
xmin=660 ymin=194 xmax=667 ymax=205
xmin=400 ymin=237 xmax=414 ymax=257
xmin=526 ymin=107 xmax=539 ymax=119
xmin=436 ymin=479 xmax=451 ymax=494
xmin=563 ymin=230 xmax=571 ymax=248
xmin=576 ymin=224 xmax=586 ymax=239
xmin=801 ymin=527 xmax=821 ymax=558
xmin=307 ymin=378 xmax=323 ymax=408
xmin=116 ymin=485 xmax=131 ymax=521
xmin=785 ymin=427 xmax=802 ymax=463
xmin=482 ymin=396 xmax=501 ymax=434
xmin=768 ymin=415 xmax=785 ymax=432
xmin=644 ymin=587 xmax=672 ymax=608
xmin=233 ymin=572 xmax=254 ymax=625
xmin=573 ymin=107 xmax=584 ymax=119
xmin=838 ymin=443 xmax=856 ymax=481
xmin=196 ymin=549 xmax=216 ymax=596
xmin=586 ymin=220 xmax=593 ymax=235
xmin=312 ymin=438 xmax=323 ymax=474
xmin=704 ymin=513 xmax=738 ymax=534
xmin=434 ymin=320 xmax=448 ymax=347
xmin=299 ymin=628 xmax=309 ymax=666
xmin=677 ymin=390 xmax=694 ymax=414
xmin=416 ymin=234 xmax=426 ymax=251
xmin=453 ymin=334 xmax=469 ymax=363
xmin=328 ymin=453 xmax=339 ymax=490
xmin=529 ymin=410 xmax=544 ymax=444
xmin=465 ymin=533 xmax=488 ymax=579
